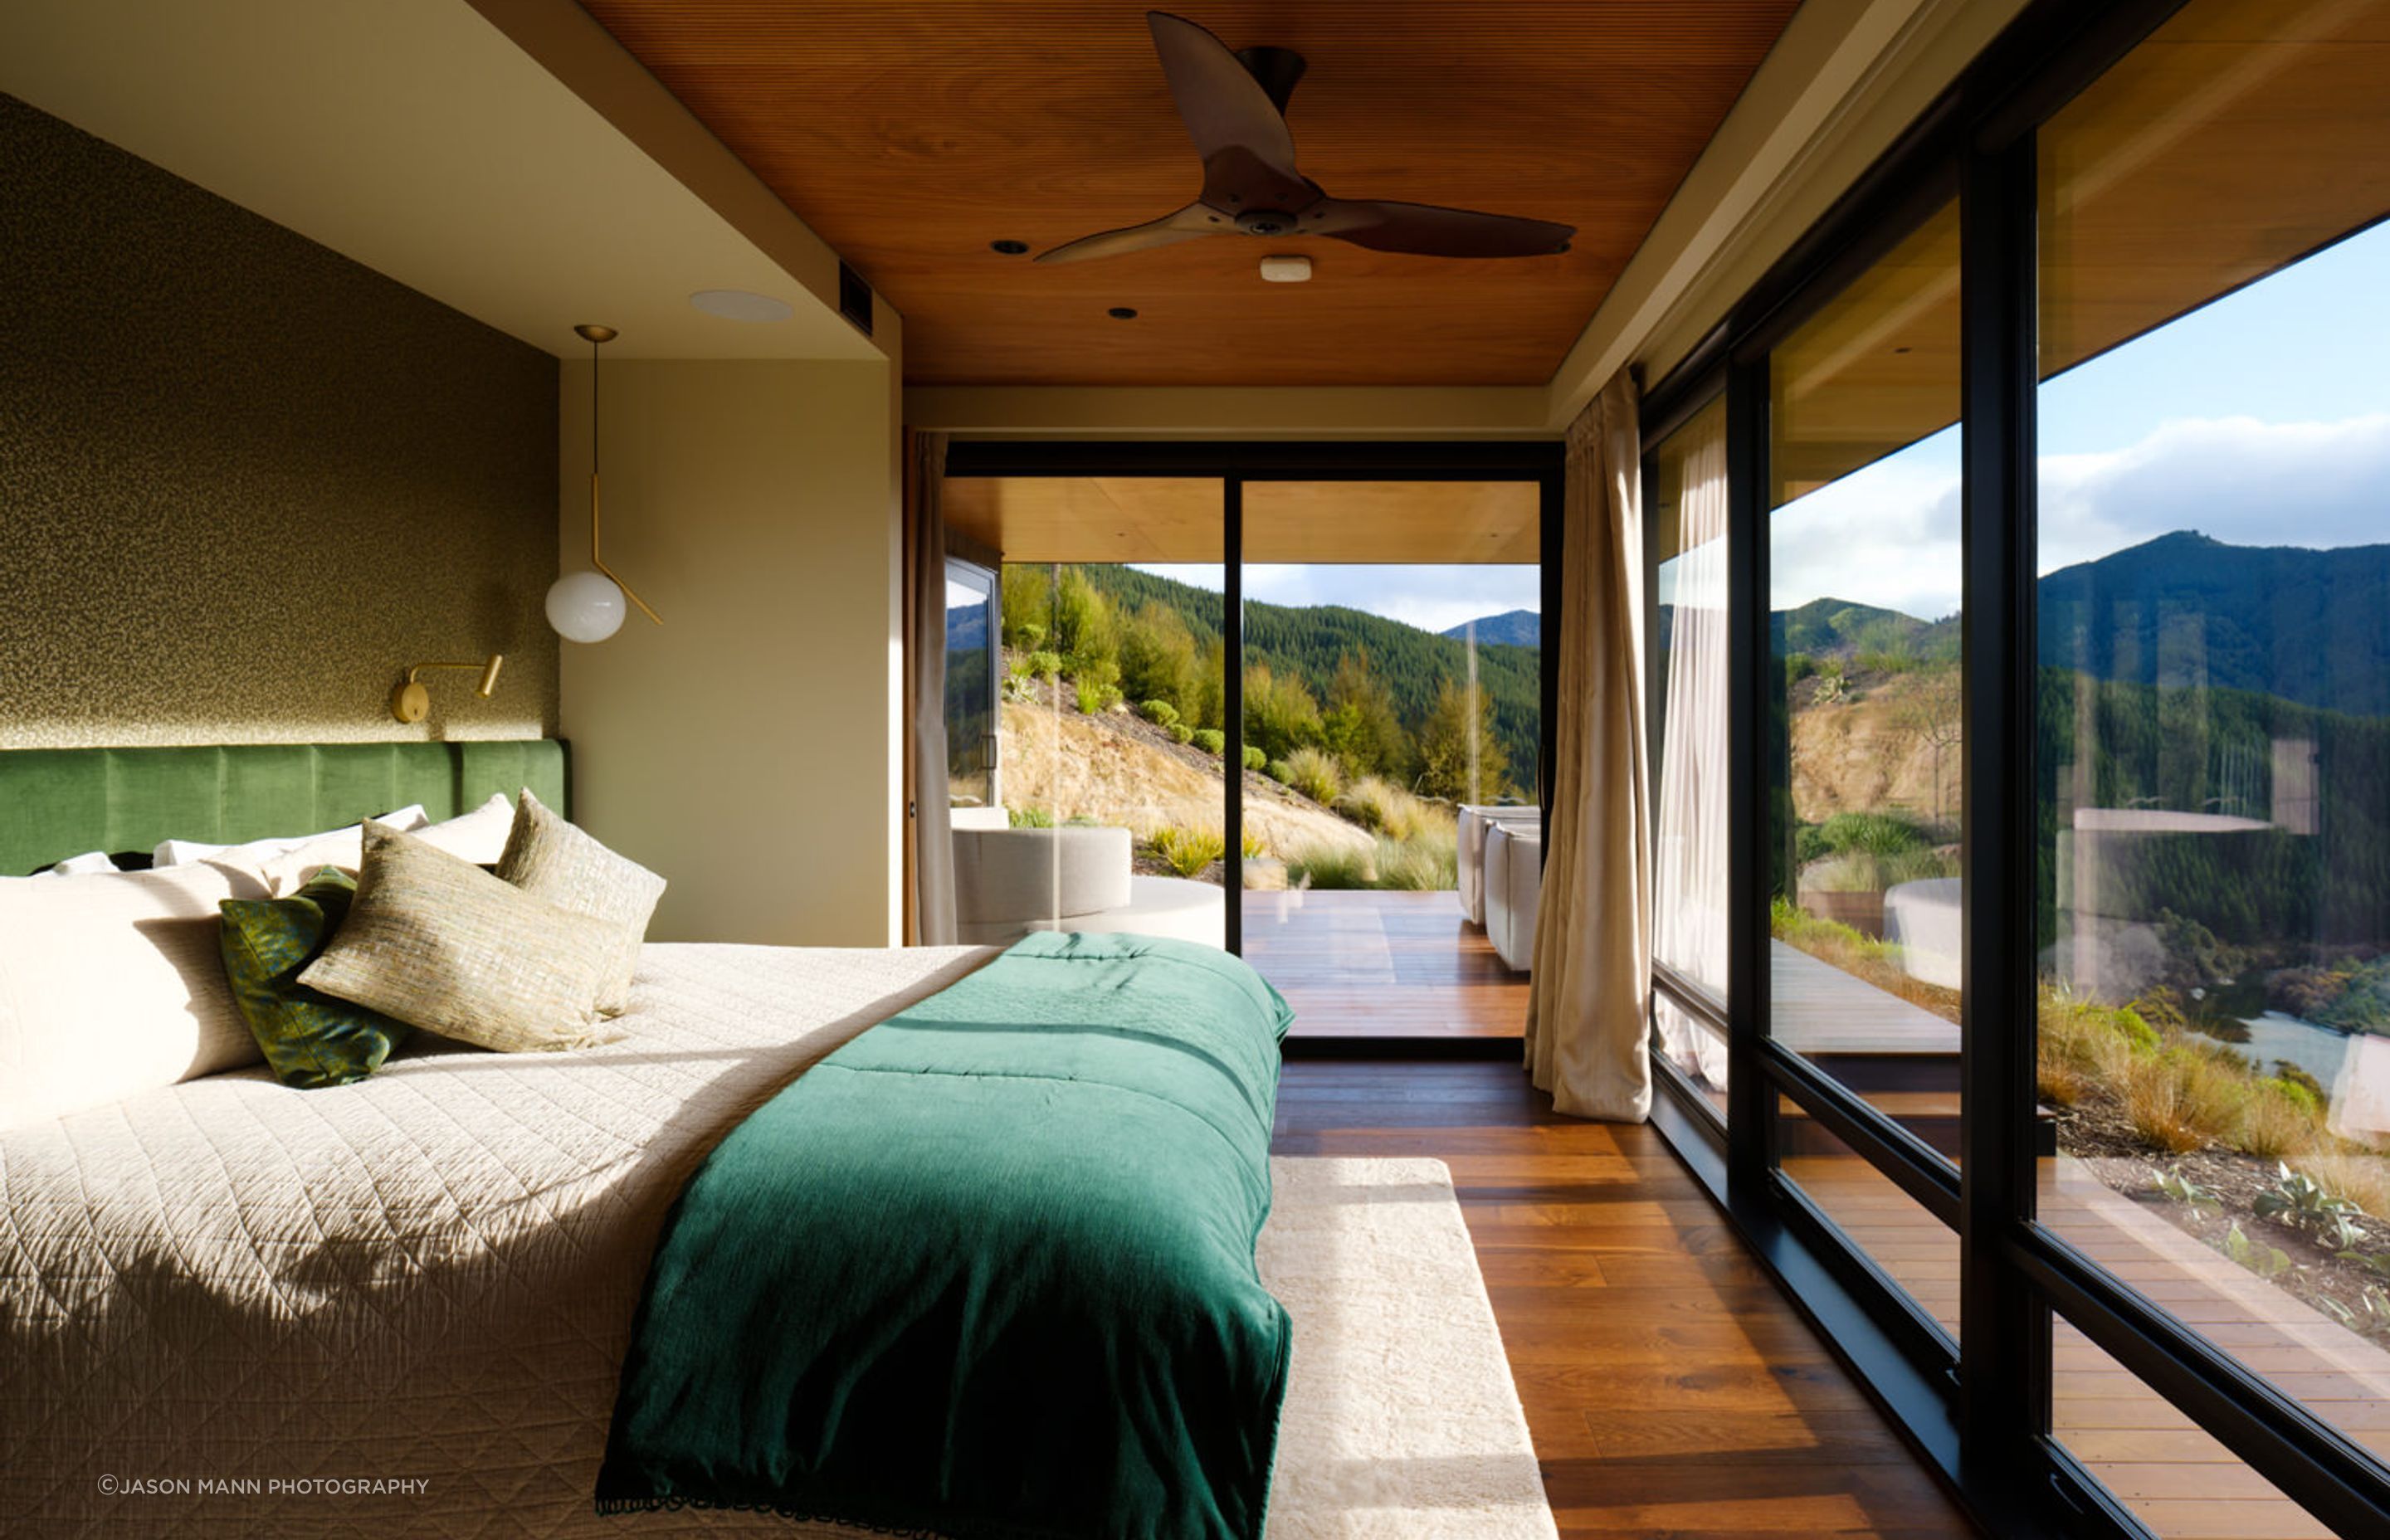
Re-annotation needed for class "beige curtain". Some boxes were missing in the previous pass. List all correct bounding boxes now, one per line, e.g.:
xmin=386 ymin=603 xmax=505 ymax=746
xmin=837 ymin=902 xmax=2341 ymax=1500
xmin=901 ymin=429 xmax=957 ymax=946
xmin=1526 ymin=369 xmax=1651 ymax=1120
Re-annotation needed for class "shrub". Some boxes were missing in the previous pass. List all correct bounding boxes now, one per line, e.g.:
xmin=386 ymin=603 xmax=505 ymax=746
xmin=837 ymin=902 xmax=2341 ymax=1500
xmin=1118 ymin=603 xmax=1202 ymax=718
xmin=1015 ymin=650 xmax=1064 ymax=681
xmin=1075 ymin=677 xmax=1120 ymax=714
xmin=1168 ymin=723 xmax=1195 ymax=745
xmin=2300 ymin=1153 xmax=2390 ymax=1222
xmin=1280 ymin=747 xmax=1344 ymax=805
xmin=1793 ymin=822 xmax=1832 ymax=867
xmin=1241 ymin=745 xmax=1266 ymax=772
xmin=1785 ymin=652 xmax=1818 ymax=685
xmin=1139 ymin=699 xmax=1180 ymax=728
xmin=2122 ymin=1055 xmax=2204 ymax=1153
xmin=1191 ymin=728 xmax=1226 ymax=756
xmin=1151 ymin=825 xmax=1226 ymax=879
xmin=1007 ymin=806 xmax=1054 ymax=829
xmin=1370 ymin=829 xmax=1458 ymax=891
xmin=2272 ymin=1061 xmax=2329 ymax=1110
xmin=1266 ymin=758 xmax=1294 ymax=785
xmin=1285 ymin=841 xmax=1373 ymax=890
xmin=1241 ymin=828 xmax=1266 ymax=860
xmin=2235 ymin=1085 xmax=2319 ymax=1160
xmin=1817 ymin=811 xmax=1929 ymax=856
xmin=1338 ymin=776 xmax=1433 ymax=841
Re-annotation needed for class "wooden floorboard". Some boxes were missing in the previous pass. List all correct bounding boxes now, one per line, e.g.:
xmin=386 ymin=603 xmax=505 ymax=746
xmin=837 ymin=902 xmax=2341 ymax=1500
xmin=1244 ymin=889 xmax=1529 ymax=1040
xmin=1272 ymin=1060 xmax=1981 ymax=1538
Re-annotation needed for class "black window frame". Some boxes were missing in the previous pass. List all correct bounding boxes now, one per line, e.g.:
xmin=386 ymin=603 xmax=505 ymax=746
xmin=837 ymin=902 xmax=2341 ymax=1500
xmin=1637 ymin=1 xmax=2390 ymax=1535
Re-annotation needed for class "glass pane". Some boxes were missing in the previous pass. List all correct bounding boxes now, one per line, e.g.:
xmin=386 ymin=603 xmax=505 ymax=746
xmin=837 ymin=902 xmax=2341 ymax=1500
xmin=1776 ymin=1100 xmax=1958 ymax=1342
xmin=1239 ymin=481 xmax=1540 ymax=1039
xmin=1768 ymin=201 xmax=1967 ymax=1176
xmin=2035 ymin=0 xmax=2390 ymax=1473
xmin=2053 ymin=1311 xmax=2337 ymax=1540
xmin=945 ymin=478 xmax=1227 ymax=948
xmin=943 ymin=566 xmax=996 ymax=812
xmin=1653 ymin=397 xmax=1731 ymax=1104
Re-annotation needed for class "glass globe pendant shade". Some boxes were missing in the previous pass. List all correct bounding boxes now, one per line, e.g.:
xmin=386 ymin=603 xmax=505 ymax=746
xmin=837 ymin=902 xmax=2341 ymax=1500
xmin=546 ymin=570 xmax=627 ymax=643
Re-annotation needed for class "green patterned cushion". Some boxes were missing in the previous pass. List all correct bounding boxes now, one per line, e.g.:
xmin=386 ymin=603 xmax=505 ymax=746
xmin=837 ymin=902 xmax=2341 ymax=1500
xmin=218 ymin=868 xmax=410 ymax=1089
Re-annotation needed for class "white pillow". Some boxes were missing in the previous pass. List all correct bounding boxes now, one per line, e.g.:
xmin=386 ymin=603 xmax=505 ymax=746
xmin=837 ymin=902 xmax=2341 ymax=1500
xmin=251 ymin=797 xmax=514 ymax=895
xmin=0 ymin=862 xmax=271 ymax=1130
xmin=154 ymin=804 xmax=429 ymax=870
xmin=41 ymin=851 xmax=120 ymax=877
xmin=411 ymin=792 xmax=519 ymax=866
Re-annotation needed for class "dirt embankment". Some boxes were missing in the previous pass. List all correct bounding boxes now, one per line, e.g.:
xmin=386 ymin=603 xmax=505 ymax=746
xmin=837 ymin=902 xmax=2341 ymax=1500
xmin=1788 ymin=668 xmax=1962 ymax=827
xmin=997 ymin=701 xmax=1372 ymax=861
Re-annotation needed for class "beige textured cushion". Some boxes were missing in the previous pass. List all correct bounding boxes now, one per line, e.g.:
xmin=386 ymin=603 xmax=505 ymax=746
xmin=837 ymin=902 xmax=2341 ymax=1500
xmin=0 ymin=862 xmax=270 ymax=1129
xmin=495 ymin=790 xmax=665 ymax=1016
xmin=300 ymin=822 xmax=619 ymax=1054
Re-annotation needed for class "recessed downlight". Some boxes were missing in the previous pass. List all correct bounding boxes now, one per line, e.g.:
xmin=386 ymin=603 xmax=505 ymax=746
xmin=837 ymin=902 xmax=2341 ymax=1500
xmin=688 ymin=289 xmax=794 ymax=323
xmin=1108 ymin=306 xmax=1139 ymax=319
xmin=990 ymin=239 xmax=1030 ymax=256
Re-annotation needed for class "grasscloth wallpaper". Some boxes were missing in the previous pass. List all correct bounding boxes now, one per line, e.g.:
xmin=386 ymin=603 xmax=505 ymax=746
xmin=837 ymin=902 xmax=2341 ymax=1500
xmin=0 ymin=93 xmax=558 ymax=748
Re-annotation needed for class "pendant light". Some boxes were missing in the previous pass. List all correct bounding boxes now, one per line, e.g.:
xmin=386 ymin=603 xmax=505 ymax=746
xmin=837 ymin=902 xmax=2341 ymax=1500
xmin=546 ymin=324 xmax=661 ymax=643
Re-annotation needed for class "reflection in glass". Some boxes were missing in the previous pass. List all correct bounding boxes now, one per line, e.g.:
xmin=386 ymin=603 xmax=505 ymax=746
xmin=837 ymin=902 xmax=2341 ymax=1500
xmin=1768 ymin=201 xmax=1967 ymax=1154
xmin=1651 ymin=397 xmax=1731 ymax=1103
xmin=943 ymin=564 xmax=997 ymax=811
xmin=2032 ymin=0 xmax=2390 ymax=1479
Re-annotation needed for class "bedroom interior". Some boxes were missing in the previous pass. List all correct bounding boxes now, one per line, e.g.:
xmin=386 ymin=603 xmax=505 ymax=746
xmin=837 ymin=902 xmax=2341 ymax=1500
xmin=4 ymin=2 xmax=2388 ymax=1539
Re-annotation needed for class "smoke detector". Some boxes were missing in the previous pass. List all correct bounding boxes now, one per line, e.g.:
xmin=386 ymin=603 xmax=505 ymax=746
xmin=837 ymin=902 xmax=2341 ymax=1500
xmin=1259 ymin=255 xmax=1312 ymax=283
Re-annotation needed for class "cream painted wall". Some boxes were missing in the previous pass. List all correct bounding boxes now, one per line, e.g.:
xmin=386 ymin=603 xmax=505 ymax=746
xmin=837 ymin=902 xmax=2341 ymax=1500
xmin=558 ymin=358 xmax=902 ymax=946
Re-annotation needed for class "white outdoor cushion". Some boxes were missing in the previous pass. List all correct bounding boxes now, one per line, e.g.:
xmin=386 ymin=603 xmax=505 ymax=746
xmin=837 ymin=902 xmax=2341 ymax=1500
xmin=952 ymin=826 xmax=1134 ymax=937
xmin=0 ymin=861 xmax=271 ymax=1130
xmin=1457 ymin=805 xmax=1542 ymax=924
xmin=1485 ymin=823 xmax=1544 ymax=973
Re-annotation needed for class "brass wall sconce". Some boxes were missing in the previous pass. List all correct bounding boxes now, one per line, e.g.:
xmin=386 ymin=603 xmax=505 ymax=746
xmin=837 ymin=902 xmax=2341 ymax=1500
xmin=391 ymin=654 xmax=504 ymax=724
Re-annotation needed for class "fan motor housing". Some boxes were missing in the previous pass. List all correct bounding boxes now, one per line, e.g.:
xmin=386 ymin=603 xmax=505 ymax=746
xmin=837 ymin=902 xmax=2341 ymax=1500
xmin=1235 ymin=208 xmax=1300 ymax=236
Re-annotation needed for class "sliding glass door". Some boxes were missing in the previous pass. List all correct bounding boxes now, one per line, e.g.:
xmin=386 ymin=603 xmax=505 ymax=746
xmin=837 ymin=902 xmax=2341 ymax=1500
xmin=1237 ymin=479 xmax=1544 ymax=1040
xmin=1639 ymin=1 xmax=2390 ymax=1534
xmin=936 ymin=446 xmax=1561 ymax=1045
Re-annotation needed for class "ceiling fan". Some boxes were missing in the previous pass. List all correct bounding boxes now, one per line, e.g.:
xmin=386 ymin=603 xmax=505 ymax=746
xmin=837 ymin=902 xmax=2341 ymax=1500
xmin=1036 ymin=11 xmax=1577 ymax=265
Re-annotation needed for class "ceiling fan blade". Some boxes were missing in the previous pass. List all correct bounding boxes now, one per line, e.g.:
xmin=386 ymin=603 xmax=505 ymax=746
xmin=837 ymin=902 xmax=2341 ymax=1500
xmin=1034 ymin=203 xmax=1219 ymax=265
xmin=1147 ymin=11 xmax=1300 ymax=180
xmin=1311 ymin=198 xmax=1576 ymax=259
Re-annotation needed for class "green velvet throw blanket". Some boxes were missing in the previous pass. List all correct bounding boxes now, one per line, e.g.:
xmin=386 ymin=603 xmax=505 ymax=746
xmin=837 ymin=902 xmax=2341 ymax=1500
xmin=596 ymin=932 xmax=1295 ymax=1539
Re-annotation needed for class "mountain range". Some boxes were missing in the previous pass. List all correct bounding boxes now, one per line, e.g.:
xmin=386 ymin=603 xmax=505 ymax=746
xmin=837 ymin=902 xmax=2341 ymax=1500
xmin=1441 ymin=610 xmax=1541 ymax=647
xmin=1753 ymin=533 xmax=2390 ymax=719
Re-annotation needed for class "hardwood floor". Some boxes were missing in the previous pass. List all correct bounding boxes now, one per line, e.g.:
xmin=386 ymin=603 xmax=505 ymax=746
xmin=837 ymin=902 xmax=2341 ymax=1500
xmin=1272 ymin=1060 xmax=1981 ymax=1538
xmin=1244 ymin=889 xmax=1529 ymax=1039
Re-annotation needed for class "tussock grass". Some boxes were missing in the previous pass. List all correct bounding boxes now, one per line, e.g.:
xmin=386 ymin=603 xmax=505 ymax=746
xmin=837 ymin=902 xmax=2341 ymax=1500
xmin=1149 ymin=825 xmax=1226 ymax=878
xmin=1280 ymin=747 xmax=1344 ymax=806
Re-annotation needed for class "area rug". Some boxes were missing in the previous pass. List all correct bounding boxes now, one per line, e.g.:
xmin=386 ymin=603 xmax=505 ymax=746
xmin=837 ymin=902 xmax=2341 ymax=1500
xmin=1259 ymin=1156 xmax=1560 ymax=1540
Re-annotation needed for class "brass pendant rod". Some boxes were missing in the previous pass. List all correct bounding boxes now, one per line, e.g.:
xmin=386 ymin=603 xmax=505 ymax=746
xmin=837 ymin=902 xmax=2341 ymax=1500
xmin=577 ymin=323 xmax=661 ymax=626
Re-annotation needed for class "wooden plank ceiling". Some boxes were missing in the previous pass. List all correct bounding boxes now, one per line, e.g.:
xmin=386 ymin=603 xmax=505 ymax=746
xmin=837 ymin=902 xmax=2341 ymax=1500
xmin=942 ymin=476 xmax=1539 ymax=563
xmin=576 ymin=1 xmax=1803 ymax=387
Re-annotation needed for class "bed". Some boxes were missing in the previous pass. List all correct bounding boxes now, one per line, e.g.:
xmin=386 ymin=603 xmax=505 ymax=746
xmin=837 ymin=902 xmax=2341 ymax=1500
xmin=0 ymin=741 xmax=1293 ymax=1538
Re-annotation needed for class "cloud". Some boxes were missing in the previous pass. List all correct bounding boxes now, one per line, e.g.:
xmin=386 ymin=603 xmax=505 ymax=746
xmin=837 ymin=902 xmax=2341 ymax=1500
xmin=2037 ymin=413 xmax=2390 ymax=573
xmin=1770 ymin=413 xmax=2390 ymax=620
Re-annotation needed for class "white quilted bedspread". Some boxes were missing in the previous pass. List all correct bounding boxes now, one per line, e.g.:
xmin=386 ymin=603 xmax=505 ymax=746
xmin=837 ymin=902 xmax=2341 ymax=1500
xmin=0 ymin=943 xmax=997 ymax=1539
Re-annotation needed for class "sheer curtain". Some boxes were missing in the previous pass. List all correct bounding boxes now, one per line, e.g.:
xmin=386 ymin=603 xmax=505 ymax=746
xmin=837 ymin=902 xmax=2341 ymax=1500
xmin=1652 ymin=406 xmax=1729 ymax=1090
xmin=1526 ymin=369 xmax=1651 ymax=1121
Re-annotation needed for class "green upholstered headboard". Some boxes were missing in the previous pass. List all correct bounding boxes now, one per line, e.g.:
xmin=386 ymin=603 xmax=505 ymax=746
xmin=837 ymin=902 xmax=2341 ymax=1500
xmin=0 ymin=740 xmax=568 ymax=875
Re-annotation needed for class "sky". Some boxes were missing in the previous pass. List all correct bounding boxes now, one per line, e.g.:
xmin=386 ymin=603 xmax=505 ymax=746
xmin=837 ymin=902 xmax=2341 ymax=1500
xmin=1131 ymin=562 xmax=1540 ymax=636
xmin=1770 ymin=217 xmax=2390 ymax=619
